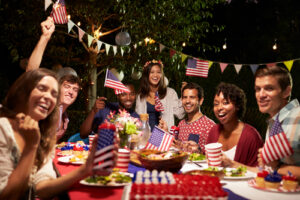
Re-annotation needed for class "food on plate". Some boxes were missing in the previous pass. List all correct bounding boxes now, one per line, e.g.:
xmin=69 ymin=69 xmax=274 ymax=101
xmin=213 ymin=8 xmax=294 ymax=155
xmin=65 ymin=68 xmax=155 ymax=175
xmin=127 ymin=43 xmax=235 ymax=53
xmin=264 ymin=171 xmax=282 ymax=189
xmin=282 ymin=172 xmax=298 ymax=190
xmin=84 ymin=171 xmax=131 ymax=186
xmin=185 ymin=167 xmax=225 ymax=179
xmin=225 ymin=166 xmax=247 ymax=177
xmin=60 ymin=144 xmax=74 ymax=156
xmin=69 ymin=154 xmax=87 ymax=163
xmin=140 ymin=151 xmax=182 ymax=160
xmin=255 ymin=170 xmax=269 ymax=188
xmin=56 ymin=142 xmax=67 ymax=149
xmin=188 ymin=153 xmax=205 ymax=161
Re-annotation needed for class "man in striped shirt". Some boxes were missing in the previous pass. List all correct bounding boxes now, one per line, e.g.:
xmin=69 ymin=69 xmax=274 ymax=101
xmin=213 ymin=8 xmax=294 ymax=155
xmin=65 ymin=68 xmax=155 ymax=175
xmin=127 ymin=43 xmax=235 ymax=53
xmin=255 ymin=65 xmax=300 ymax=178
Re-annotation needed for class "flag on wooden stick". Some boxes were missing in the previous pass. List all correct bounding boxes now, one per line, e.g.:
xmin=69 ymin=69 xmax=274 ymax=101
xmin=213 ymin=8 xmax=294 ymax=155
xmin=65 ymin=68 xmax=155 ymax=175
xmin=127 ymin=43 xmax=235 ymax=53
xmin=51 ymin=0 xmax=68 ymax=24
xmin=154 ymin=92 xmax=164 ymax=112
xmin=186 ymin=58 xmax=209 ymax=78
xmin=104 ymin=69 xmax=130 ymax=95
xmin=261 ymin=115 xmax=294 ymax=164
xmin=145 ymin=126 xmax=174 ymax=151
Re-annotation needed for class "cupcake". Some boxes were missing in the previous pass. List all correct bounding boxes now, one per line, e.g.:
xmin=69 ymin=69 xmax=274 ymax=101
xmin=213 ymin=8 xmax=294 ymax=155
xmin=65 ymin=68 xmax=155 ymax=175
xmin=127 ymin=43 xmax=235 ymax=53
xmin=264 ymin=171 xmax=282 ymax=189
xmin=282 ymin=172 xmax=298 ymax=191
xmin=255 ymin=170 xmax=269 ymax=188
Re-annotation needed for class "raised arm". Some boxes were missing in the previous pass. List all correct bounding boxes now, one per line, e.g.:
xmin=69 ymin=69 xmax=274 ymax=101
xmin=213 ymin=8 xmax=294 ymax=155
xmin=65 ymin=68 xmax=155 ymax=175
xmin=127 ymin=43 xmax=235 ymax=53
xmin=80 ymin=97 xmax=106 ymax=138
xmin=26 ymin=17 xmax=55 ymax=71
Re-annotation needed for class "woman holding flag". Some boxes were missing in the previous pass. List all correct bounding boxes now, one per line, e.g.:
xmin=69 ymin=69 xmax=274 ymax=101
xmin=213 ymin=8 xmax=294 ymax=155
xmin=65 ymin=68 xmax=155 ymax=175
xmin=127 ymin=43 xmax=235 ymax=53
xmin=135 ymin=60 xmax=184 ymax=131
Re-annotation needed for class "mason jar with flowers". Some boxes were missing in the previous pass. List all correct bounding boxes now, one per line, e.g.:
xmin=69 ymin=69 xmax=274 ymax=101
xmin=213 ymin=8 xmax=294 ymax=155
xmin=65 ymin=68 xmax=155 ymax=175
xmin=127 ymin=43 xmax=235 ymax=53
xmin=107 ymin=109 xmax=142 ymax=148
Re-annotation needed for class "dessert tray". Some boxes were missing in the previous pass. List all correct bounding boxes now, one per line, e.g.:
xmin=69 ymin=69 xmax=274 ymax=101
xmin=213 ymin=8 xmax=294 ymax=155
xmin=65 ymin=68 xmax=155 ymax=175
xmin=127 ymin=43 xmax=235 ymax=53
xmin=248 ymin=179 xmax=300 ymax=193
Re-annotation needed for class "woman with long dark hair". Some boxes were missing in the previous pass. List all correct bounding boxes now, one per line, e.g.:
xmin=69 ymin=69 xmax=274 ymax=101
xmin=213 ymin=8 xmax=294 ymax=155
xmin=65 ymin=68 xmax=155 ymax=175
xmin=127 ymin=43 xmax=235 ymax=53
xmin=0 ymin=69 xmax=112 ymax=199
xmin=135 ymin=60 xmax=184 ymax=131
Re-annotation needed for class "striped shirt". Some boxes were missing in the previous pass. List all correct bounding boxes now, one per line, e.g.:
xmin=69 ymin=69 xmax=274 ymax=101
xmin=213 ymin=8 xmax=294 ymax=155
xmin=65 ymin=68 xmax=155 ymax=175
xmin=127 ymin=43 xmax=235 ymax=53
xmin=265 ymin=99 xmax=300 ymax=166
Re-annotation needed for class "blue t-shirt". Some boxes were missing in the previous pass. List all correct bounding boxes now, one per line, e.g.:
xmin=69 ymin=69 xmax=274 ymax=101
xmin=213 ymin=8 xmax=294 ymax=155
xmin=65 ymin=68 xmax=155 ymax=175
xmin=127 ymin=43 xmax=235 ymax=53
xmin=92 ymin=102 xmax=139 ymax=133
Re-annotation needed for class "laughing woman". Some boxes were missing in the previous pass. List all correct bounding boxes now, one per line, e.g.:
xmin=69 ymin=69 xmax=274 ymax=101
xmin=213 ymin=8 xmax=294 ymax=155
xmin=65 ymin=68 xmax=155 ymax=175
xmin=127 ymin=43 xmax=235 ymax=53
xmin=0 ymin=69 xmax=112 ymax=199
xmin=206 ymin=82 xmax=263 ymax=167
xmin=135 ymin=60 xmax=185 ymax=131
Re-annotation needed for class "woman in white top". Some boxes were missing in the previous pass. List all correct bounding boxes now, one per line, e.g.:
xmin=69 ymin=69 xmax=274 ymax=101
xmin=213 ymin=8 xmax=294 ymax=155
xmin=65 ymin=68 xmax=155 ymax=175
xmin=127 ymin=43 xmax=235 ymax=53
xmin=135 ymin=60 xmax=184 ymax=131
xmin=0 ymin=69 xmax=112 ymax=199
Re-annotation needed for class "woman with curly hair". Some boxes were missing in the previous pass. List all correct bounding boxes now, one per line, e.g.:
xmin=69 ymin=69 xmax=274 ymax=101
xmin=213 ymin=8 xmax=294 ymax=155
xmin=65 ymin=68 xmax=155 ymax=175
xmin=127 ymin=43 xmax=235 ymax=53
xmin=0 ymin=68 xmax=112 ymax=199
xmin=206 ymin=82 xmax=263 ymax=167
xmin=135 ymin=60 xmax=185 ymax=131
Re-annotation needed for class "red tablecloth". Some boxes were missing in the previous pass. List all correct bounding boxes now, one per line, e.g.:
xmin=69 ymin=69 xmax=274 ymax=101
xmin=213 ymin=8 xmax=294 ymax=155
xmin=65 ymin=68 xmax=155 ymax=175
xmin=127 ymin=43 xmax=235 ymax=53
xmin=53 ymin=150 xmax=124 ymax=200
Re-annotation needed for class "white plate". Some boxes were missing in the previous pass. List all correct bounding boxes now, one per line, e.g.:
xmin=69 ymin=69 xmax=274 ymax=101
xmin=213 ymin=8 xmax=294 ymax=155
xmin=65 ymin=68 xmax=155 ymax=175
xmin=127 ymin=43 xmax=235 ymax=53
xmin=187 ymin=159 xmax=207 ymax=164
xmin=80 ymin=173 xmax=132 ymax=187
xmin=248 ymin=179 xmax=300 ymax=193
xmin=223 ymin=168 xmax=256 ymax=180
xmin=57 ymin=156 xmax=85 ymax=165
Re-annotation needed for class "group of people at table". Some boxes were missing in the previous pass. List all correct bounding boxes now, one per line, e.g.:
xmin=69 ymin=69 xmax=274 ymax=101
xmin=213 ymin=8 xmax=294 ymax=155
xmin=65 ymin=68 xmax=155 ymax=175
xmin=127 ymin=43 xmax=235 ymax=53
xmin=0 ymin=17 xmax=299 ymax=199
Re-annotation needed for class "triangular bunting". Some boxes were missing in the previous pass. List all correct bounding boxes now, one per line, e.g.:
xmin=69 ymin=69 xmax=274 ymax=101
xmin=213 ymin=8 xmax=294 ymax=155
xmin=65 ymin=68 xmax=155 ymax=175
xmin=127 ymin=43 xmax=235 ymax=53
xmin=250 ymin=64 xmax=259 ymax=74
xmin=181 ymin=53 xmax=188 ymax=63
xmin=159 ymin=44 xmax=165 ymax=52
xmin=208 ymin=61 xmax=213 ymax=69
xmin=120 ymin=47 xmax=124 ymax=56
xmin=97 ymin=40 xmax=103 ymax=51
xmin=220 ymin=63 xmax=228 ymax=73
xmin=87 ymin=34 xmax=94 ymax=47
xmin=45 ymin=0 xmax=52 ymax=11
xmin=234 ymin=64 xmax=242 ymax=74
xmin=170 ymin=49 xmax=176 ymax=58
xmin=67 ymin=20 xmax=75 ymax=33
xmin=283 ymin=60 xmax=294 ymax=71
xmin=78 ymin=27 xmax=85 ymax=42
xmin=105 ymin=43 xmax=111 ymax=55
xmin=113 ymin=46 xmax=117 ymax=55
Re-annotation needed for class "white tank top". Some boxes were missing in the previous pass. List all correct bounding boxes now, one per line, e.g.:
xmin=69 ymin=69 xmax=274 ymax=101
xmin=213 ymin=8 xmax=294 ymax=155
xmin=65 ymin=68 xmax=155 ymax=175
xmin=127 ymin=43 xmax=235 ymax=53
xmin=222 ymin=145 xmax=237 ymax=160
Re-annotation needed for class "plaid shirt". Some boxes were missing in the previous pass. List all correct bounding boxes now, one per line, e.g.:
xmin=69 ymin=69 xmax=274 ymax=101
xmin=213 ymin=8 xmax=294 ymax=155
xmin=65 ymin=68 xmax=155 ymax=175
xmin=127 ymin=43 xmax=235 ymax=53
xmin=266 ymin=99 xmax=300 ymax=165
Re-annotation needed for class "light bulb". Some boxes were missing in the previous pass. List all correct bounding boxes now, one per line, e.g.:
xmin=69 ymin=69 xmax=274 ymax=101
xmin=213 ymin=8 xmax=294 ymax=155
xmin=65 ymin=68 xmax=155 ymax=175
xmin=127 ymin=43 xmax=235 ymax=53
xmin=182 ymin=42 xmax=186 ymax=47
xmin=273 ymin=44 xmax=277 ymax=50
xmin=222 ymin=43 xmax=227 ymax=50
xmin=77 ymin=22 xmax=81 ymax=26
xmin=67 ymin=15 xmax=71 ymax=20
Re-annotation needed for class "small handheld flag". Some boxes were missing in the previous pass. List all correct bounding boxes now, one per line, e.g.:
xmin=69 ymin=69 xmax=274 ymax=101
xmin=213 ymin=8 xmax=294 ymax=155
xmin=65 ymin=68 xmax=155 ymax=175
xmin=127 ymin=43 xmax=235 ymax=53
xmin=261 ymin=115 xmax=294 ymax=164
xmin=93 ymin=123 xmax=115 ymax=171
xmin=145 ymin=126 xmax=174 ymax=151
xmin=104 ymin=69 xmax=130 ymax=95
xmin=50 ymin=0 xmax=68 ymax=24
xmin=186 ymin=58 xmax=209 ymax=78
xmin=154 ymin=92 xmax=164 ymax=112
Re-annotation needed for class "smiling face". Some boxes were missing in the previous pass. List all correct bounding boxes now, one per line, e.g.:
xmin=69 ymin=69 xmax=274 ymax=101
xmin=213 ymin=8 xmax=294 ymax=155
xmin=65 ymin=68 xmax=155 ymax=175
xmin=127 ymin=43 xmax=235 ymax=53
xmin=148 ymin=65 xmax=162 ymax=87
xmin=182 ymin=89 xmax=203 ymax=115
xmin=60 ymin=81 xmax=79 ymax=107
xmin=255 ymin=75 xmax=290 ymax=117
xmin=213 ymin=92 xmax=238 ymax=125
xmin=118 ymin=84 xmax=136 ymax=110
xmin=27 ymin=76 xmax=58 ymax=121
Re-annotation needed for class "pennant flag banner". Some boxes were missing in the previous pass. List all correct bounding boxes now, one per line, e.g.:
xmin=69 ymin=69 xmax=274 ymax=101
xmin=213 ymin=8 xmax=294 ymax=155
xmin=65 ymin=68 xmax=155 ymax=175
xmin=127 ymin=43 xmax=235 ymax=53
xmin=220 ymin=63 xmax=228 ymax=73
xmin=261 ymin=115 xmax=294 ymax=164
xmin=154 ymin=92 xmax=164 ymax=112
xmin=234 ymin=64 xmax=242 ymax=74
xmin=104 ymin=69 xmax=130 ymax=94
xmin=186 ymin=58 xmax=209 ymax=78
xmin=145 ymin=126 xmax=174 ymax=151
xmin=51 ymin=0 xmax=68 ymax=24
xmin=284 ymin=60 xmax=294 ymax=71
xmin=44 ymin=0 xmax=300 ymax=79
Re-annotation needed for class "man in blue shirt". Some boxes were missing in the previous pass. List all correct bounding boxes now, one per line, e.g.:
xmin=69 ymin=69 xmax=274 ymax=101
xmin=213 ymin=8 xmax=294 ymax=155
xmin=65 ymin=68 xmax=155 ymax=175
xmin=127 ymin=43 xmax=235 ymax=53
xmin=80 ymin=83 xmax=139 ymax=138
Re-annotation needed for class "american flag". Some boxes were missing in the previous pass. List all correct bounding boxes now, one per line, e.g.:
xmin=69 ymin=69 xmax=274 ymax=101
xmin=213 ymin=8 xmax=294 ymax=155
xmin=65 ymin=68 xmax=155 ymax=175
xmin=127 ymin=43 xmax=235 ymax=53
xmin=154 ymin=92 xmax=164 ymax=112
xmin=261 ymin=115 xmax=294 ymax=164
xmin=50 ymin=0 xmax=68 ymax=24
xmin=104 ymin=69 xmax=130 ymax=95
xmin=93 ymin=128 xmax=115 ymax=171
xmin=186 ymin=58 xmax=209 ymax=78
xmin=145 ymin=126 xmax=174 ymax=151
